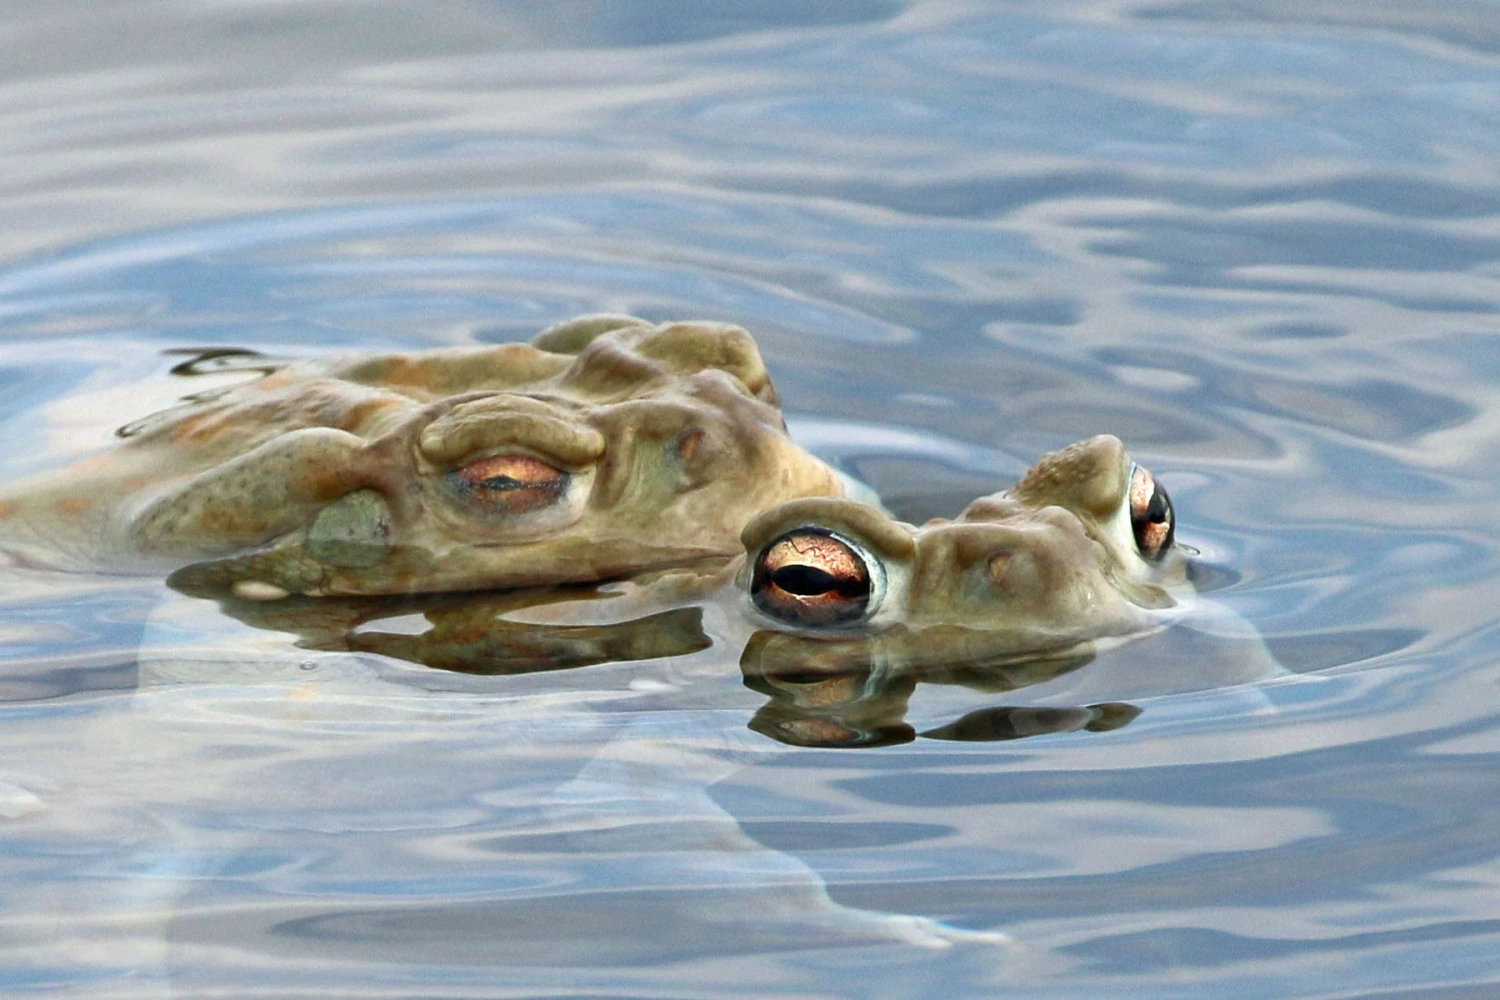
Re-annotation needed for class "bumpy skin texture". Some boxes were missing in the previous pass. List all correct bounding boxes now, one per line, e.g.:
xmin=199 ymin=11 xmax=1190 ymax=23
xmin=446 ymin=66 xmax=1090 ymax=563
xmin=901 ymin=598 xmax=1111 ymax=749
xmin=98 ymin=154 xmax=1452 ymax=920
xmin=736 ymin=434 xmax=1184 ymax=672
xmin=0 ymin=316 xmax=844 ymax=596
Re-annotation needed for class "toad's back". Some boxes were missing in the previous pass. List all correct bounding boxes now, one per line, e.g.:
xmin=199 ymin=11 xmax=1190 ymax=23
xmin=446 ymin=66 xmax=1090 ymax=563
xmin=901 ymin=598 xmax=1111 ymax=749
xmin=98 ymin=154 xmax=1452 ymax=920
xmin=0 ymin=316 xmax=843 ymax=594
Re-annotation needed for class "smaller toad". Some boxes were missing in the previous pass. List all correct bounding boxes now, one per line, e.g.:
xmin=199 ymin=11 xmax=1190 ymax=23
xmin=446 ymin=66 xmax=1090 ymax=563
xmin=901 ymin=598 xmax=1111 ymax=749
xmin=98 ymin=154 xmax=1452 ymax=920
xmin=737 ymin=434 xmax=1182 ymax=670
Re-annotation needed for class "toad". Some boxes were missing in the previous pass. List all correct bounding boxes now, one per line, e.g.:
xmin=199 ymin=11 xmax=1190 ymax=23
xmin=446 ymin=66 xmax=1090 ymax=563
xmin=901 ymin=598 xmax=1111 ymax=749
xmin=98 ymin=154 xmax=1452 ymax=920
xmin=733 ymin=432 xmax=1186 ymax=671
xmin=0 ymin=315 xmax=842 ymax=599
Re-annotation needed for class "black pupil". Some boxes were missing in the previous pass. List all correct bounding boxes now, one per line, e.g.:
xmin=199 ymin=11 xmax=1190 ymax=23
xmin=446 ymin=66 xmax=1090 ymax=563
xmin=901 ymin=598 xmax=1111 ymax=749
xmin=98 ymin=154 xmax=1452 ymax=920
xmin=770 ymin=564 xmax=867 ymax=599
xmin=477 ymin=474 xmax=563 ymax=493
xmin=1145 ymin=487 xmax=1169 ymax=524
xmin=1131 ymin=481 xmax=1176 ymax=560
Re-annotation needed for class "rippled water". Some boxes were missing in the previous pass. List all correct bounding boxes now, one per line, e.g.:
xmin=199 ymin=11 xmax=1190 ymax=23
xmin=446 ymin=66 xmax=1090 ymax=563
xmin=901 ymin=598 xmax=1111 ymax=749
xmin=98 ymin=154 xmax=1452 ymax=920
xmin=2 ymin=1 xmax=1500 ymax=996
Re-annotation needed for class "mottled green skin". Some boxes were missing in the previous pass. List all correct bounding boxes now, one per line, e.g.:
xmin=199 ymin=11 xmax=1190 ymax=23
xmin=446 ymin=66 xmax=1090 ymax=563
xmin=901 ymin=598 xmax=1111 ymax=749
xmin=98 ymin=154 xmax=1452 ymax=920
xmin=754 ymin=436 xmax=1173 ymax=620
xmin=0 ymin=316 xmax=843 ymax=596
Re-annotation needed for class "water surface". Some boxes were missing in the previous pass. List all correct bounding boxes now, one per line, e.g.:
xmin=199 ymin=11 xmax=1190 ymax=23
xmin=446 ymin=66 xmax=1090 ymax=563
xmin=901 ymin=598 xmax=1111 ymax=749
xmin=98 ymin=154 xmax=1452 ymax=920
xmin=1 ymin=1 xmax=1499 ymax=996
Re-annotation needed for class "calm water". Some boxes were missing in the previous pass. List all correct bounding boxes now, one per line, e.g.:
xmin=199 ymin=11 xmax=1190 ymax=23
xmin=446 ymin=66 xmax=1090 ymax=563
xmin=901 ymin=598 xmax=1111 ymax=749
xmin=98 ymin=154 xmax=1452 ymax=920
xmin=2 ymin=1 xmax=1500 ymax=996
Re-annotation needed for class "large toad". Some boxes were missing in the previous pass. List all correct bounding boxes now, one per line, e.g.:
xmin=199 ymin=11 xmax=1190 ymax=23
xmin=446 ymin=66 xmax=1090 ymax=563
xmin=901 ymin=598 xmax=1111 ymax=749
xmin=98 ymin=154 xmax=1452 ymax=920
xmin=0 ymin=315 xmax=842 ymax=599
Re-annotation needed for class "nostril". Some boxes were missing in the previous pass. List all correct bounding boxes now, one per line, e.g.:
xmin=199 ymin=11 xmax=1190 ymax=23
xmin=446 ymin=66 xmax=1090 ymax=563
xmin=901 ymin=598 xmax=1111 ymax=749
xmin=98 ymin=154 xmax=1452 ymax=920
xmin=986 ymin=551 xmax=1011 ymax=583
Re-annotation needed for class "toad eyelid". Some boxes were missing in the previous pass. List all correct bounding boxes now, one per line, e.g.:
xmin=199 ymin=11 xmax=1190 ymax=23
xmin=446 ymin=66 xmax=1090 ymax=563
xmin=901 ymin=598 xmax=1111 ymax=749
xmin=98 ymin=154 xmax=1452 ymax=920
xmin=438 ymin=453 xmax=594 ymax=535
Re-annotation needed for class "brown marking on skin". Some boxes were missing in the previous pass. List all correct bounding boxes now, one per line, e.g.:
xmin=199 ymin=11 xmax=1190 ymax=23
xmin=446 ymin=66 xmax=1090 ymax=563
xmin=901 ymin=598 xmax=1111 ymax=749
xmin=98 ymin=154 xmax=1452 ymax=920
xmin=305 ymin=469 xmax=341 ymax=501
xmin=170 ymin=412 xmax=230 ymax=446
xmin=0 ymin=501 xmax=16 ymax=519
xmin=54 ymin=497 xmax=89 ymax=515
xmin=677 ymin=427 xmax=705 ymax=462
xmin=372 ymin=357 xmax=432 ymax=391
xmin=194 ymin=508 xmax=238 ymax=534
xmin=339 ymin=396 xmax=405 ymax=436
xmin=65 ymin=454 xmax=115 ymax=474
xmin=255 ymin=369 xmax=299 ymax=391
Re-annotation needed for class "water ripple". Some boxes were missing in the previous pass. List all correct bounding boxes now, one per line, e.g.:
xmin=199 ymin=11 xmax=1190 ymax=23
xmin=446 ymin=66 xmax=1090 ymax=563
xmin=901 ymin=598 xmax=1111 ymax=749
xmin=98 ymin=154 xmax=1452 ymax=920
xmin=2 ymin=0 xmax=1500 ymax=995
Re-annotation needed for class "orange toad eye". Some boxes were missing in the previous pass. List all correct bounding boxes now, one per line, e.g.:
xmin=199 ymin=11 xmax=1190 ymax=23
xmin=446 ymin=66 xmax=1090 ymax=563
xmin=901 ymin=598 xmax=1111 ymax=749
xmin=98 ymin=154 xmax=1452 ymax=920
xmin=1128 ymin=464 xmax=1175 ymax=561
xmin=449 ymin=454 xmax=568 ymax=516
xmin=751 ymin=530 xmax=874 ymax=627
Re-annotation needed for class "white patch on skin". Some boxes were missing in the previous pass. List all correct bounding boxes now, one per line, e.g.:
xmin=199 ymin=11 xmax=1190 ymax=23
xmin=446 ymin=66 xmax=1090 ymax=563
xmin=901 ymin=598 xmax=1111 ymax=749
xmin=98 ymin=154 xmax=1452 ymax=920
xmin=231 ymin=580 xmax=290 ymax=602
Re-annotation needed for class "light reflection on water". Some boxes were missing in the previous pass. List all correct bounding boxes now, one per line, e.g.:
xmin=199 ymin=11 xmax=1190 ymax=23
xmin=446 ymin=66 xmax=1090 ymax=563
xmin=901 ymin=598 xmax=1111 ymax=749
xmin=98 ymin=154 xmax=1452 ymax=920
xmin=1 ymin=0 xmax=1500 ymax=995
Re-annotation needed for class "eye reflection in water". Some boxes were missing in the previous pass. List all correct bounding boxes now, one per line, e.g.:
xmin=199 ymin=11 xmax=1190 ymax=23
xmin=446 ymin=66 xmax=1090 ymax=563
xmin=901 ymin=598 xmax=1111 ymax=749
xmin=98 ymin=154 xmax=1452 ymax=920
xmin=739 ymin=628 xmax=1139 ymax=748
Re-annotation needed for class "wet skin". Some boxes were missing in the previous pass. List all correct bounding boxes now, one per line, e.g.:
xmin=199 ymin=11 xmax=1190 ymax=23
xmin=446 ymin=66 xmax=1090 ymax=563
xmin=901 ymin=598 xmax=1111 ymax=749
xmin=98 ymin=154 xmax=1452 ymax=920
xmin=0 ymin=315 xmax=842 ymax=597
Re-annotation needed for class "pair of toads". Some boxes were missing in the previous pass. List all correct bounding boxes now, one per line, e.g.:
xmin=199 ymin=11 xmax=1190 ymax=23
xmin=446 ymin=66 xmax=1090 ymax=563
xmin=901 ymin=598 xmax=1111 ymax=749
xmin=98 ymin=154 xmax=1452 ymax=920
xmin=0 ymin=315 xmax=1183 ymax=681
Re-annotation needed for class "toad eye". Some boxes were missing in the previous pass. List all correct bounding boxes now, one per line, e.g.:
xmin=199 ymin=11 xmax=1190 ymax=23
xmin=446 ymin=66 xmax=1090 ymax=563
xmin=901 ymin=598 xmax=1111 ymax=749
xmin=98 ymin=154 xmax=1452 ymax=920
xmin=448 ymin=454 xmax=568 ymax=516
xmin=1128 ymin=464 xmax=1175 ymax=561
xmin=750 ymin=529 xmax=880 ymax=627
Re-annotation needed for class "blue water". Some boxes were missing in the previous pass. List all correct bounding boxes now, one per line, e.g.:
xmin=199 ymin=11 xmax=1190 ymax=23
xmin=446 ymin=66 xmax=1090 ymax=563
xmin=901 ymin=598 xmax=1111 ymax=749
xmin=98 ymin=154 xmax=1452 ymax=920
xmin=1 ymin=1 xmax=1499 ymax=996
